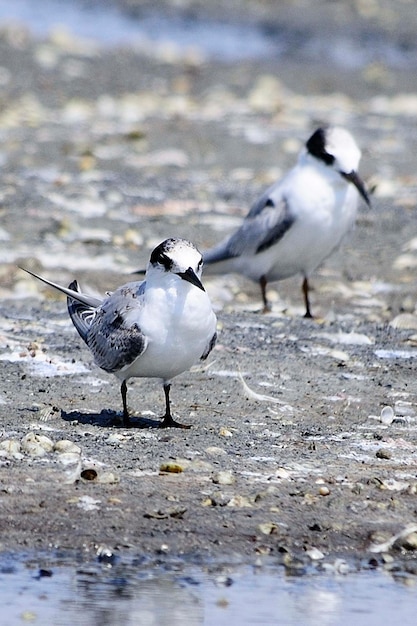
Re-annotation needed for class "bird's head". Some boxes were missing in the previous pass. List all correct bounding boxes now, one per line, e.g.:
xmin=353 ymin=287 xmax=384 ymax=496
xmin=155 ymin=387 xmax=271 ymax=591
xmin=306 ymin=126 xmax=371 ymax=206
xmin=148 ymin=238 xmax=205 ymax=291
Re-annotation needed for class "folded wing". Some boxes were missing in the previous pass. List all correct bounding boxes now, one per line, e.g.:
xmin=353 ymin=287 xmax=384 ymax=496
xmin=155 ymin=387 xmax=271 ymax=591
xmin=68 ymin=281 xmax=148 ymax=373
xmin=204 ymin=193 xmax=295 ymax=263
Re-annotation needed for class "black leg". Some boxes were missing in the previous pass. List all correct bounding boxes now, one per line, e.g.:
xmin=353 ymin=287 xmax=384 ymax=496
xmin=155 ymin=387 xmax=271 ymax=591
xmin=260 ymin=275 xmax=271 ymax=313
xmin=121 ymin=380 xmax=131 ymax=427
xmin=302 ymin=277 xmax=313 ymax=318
xmin=160 ymin=383 xmax=191 ymax=429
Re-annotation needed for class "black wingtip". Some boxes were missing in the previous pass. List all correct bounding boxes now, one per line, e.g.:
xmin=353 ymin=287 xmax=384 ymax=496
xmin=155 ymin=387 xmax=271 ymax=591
xmin=68 ymin=279 xmax=79 ymax=291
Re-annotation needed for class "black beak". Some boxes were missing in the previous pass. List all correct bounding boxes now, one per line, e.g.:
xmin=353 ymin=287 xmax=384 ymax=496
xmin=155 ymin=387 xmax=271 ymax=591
xmin=341 ymin=170 xmax=371 ymax=207
xmin=177 ymin=267 xmax=205 ymax=291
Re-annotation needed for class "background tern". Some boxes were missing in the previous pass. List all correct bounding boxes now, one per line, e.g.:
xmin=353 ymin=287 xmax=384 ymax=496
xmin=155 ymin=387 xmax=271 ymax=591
xmin=203 ymin=126 xmax=370 ymax=317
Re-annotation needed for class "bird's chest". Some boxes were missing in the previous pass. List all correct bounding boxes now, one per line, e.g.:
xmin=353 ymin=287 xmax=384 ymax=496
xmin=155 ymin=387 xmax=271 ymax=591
xmin=140 ymin=286 xmax=205 ymax=349
xmin=297 ymin=177 xmax=356 ymax=236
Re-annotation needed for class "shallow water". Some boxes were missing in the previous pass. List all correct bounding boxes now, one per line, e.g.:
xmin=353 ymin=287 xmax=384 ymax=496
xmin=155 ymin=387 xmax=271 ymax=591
xmin=0 ymin=0 xmax=416 ymax=67
xmin=1 ymin=554 xmax=417 ymax=626
xmin=0 ymin=0 xmax=277 ymax=61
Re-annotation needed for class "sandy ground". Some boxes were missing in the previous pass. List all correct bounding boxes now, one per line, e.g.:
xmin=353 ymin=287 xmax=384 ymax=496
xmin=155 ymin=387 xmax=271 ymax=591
xmin=1 ymin=0 xmax=417 ymax=574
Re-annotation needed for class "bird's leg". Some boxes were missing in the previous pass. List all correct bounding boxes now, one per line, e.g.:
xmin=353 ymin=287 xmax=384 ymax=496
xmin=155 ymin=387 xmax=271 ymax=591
xmin=302 ymin=277 xmax=313 ymax=318
xmin=160 ymin=383 xmax=191 ymax=429
xmin=260 ymin=275 xmax=271 ymax=314
xmin=121 ymin=380 xmax=131 ymax=427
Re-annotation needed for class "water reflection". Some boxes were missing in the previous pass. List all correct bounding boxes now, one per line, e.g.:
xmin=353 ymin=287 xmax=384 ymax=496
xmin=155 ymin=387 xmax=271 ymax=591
xmin=72 ymin=569 xmax=203 ymax=626
xmin=1 ymin=555 xmax=417 ymax=626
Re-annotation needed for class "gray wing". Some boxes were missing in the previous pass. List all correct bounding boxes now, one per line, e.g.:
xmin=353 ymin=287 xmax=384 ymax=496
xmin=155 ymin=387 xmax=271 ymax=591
xmin=204 ymin=192 xmax=296 ymax=263
xmin=83 ymin=281 xmax=148 ymax=373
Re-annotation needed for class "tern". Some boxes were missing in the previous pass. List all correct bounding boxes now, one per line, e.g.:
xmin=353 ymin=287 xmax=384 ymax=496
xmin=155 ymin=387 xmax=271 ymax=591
xmin=204 ymin=126 xmax=370 ymax=317
xmin=23 ymin=238 xmax=217 ymax=428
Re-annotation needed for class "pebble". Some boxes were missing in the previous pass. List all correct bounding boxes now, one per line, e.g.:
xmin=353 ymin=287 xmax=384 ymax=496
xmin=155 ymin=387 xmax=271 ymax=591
xmin=76 ymin=495 xmax=101 ymax=512
xmin=305 ymin=547 xmax=325 ymax=561
xmin=380 ymin=406 xmax=394 ymax=425
xmin=24 ymin=433 xmax=54 ymax=452
xmin=0 ymin=439 xmax=21 ymax=455
xmin=376 ymin=448 xmax=392 ymax=460
xmin=334 ymin=559 xmax=350 ymax=574
xmin=399 ymin=532 xmax=417 ymax=551
xmin=54 ymin=440 xmax=81 ymax=454
xmin=258 ymin=522 xmax=277 ymax=535
xmin=227 ymin=495 xmax=252 ymax=508
xmin=57 ymin=452 xmax=82 ymax=466
xmin=212 ymin=470 xmax=235 ymax=485
xmin=275 ymin=468 xmax=291 ymax=480
xmin=20 ymin=433 xmax=51 ymax=457
xmin=205 ymin=446 xmax=227 ymax=456
xmin=106 ymin=433 xmax=130 ymax=445
xmin=97 ymin=471 xmax=119 ymax=484
xmin=319 ymin=486 xmax=330 ymax=496
xmin=159 ymin=461 xmax=185 ymax=474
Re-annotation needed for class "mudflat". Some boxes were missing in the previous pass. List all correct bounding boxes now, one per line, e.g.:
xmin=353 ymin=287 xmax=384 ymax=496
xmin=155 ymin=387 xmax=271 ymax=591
xmin=1 ymin=0 xmax=417 ymax=574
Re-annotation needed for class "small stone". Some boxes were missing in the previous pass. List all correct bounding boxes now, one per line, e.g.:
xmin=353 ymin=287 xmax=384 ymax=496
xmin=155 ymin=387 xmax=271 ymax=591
xmin=400 ymin=532 xmax=417 ymax=551
xmin=205 ymin=446 xmax=227 ymax=456
xmin=219 ymin=427 xmax=233 ymax=437
xmin=380 ymin=406 xmax=394 ymax=425
xmin=54 ymin=440 xmax=81 ymax=454
xmin=215 ymin=575 xmax=233 ymax=587
xmin=159 ymin=461 xmax=184 ymax=474
xmin=275 ymin=467 xmax=291 ymax=479
xmin=0 ymin=439 xmax=21 ymax=455
xmin=21 ymin=433 xmax=53 ymax=454
xmin=305 ymin=547 xmax=325 ymax=561
xmin=57 ymin=452 xmax=82 ymax=466
xmin=77 ymin=495 xmax=101 ymax=511
xmin=227 ymin=495 xmax=252 ymax=508
xmin=319 ymin=486 xmax=330 ymax=496
xmin=21 ymin=442 xmax=46 ymax=458
xmin=376 ymin=448 xmax=392 ymax=460
xmin=212 ymin=470 xmax=235 ymax=485
xmin=258 ymin=522 xmax=277 ymax=535
xmin=97 ymin=471 xmax=119 ymax=484
xmin=381 ymin=553 xmax=394 ymax=564
xmin=334 ymin=559 xmax=350 ymax=574
xmin=106 ymin=433 xmax=129 ymax=445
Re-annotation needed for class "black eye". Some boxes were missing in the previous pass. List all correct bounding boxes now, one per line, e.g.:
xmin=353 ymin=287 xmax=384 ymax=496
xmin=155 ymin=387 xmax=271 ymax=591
xmin=198 ymin=258 xmax=203 ymax=268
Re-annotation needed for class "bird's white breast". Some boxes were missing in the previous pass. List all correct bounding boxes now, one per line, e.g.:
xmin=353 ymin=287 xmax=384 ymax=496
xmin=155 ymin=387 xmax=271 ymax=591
xmin=263 ymin=162 xmax=359 ymax=280
xmin=119 ymin=276 xmax=216 ymax=381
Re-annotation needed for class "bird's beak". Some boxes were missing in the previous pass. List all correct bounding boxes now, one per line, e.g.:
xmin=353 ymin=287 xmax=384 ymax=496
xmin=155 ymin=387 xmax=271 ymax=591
xmin=341 ymin=170 xmax=371 ymax=207
xmin=177 ymin=267 xmax=205 ymax=291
